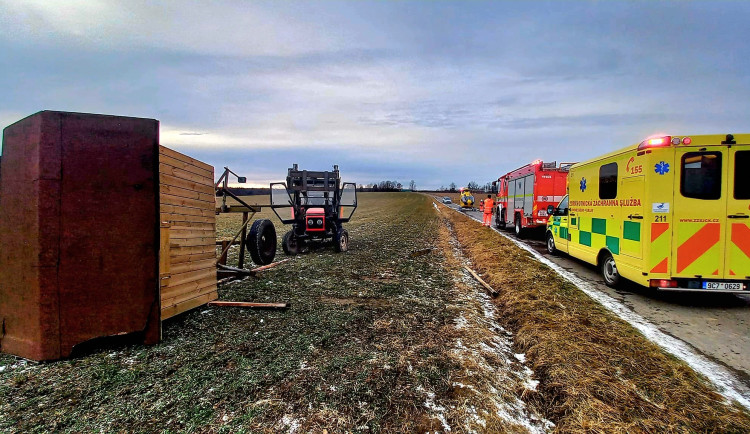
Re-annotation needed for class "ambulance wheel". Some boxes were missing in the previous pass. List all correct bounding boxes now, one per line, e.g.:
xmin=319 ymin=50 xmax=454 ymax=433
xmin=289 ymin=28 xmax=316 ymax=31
xmin=282 ymin=230 xmax=299 ymax=256
xmin=546 ymin=232 xmax=556 ymax=255
xmin=601 ymin=253 xmax=620 ymax=288
xmin=514 ymin=215 xmax=524 ymax=238
xmin=247 ymin=219 xmax=277 ymax=265
xmin=334 ymin=228 xmax=349 ymax=252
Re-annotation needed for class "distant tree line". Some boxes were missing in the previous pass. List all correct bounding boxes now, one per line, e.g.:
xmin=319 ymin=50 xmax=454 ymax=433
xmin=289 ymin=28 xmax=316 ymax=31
xmin=434 ymin=180 xmax=495 ymax=193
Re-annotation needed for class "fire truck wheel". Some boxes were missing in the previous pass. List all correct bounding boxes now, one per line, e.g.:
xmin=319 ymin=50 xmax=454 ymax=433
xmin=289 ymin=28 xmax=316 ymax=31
xmin=496 ymin=209 xmax=506 ymax=229
xmin=334 ymin=228 xmax=349 ymax=253
xmin=282 ymin=230 xmax=299 ymax=256
xmin=248 ymin=219 xmax=277 ymax=265
xmin=514 ymin=215 xmax=524 ymax=238
xmin=546 ymin=232 xmax=556 ymax=255
xmin=601 ymin=253 xmax=620 ymax=288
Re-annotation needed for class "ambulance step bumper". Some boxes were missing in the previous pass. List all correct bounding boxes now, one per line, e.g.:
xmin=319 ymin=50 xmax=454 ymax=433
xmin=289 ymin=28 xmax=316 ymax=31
xmin=655 ymin=286 xmax=749 ymax=294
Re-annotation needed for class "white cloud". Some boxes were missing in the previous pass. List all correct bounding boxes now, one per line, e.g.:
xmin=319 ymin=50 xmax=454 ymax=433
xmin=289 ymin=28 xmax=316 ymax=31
xmin=0 ymin=0 xmax=355 ymax=56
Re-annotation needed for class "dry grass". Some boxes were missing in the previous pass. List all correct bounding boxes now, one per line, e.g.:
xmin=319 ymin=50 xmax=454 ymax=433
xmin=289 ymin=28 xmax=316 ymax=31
xmin=438 ymin=200 xmax=750 ymax=432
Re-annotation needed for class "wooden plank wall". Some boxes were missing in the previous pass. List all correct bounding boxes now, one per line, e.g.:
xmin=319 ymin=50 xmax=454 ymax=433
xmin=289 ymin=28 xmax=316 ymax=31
xmin=159 ymin=146 xmax=217 ymax=319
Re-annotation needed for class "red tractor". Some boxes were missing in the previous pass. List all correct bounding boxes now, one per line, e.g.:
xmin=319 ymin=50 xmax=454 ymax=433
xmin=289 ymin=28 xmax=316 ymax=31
xmin=270 ymin=164 xmax=357 ymax=255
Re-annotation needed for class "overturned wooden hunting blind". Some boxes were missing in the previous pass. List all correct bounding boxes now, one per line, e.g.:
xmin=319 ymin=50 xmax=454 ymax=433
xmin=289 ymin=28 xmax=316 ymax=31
xmin=0 ymin=111 xmax=217 ymax=361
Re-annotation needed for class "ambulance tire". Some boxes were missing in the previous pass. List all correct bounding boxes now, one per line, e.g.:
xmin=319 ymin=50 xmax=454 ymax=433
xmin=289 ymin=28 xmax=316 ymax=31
xmin=248 ymin=219 xmax=277 ymax=265
xmin=514 ymin=215 xmax=524 ymax=238
xmin=601 ymin=252 xmax=621 ymax=288
xmin=546 ymin=232 xmax=556 ymax=255
xmin=282 ymin=230 xmax=299 ymax=256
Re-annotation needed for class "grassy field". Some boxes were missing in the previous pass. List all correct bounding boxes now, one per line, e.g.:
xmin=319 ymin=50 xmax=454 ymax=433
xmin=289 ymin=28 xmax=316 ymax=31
xmin=0 ymin=193 xmax=545 ymax=432
xmin=1 ymin=192 xmax=748 ymax=432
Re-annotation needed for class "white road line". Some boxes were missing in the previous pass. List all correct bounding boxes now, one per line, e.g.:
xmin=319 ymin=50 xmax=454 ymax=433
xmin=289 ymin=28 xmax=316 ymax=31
xmin=438 ymin=200 xmax=750 ymax=410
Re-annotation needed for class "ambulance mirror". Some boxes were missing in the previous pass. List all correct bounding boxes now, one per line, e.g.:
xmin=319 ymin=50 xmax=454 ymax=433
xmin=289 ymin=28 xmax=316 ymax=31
xmin=547 ymin=205 xmax=555 ymax=215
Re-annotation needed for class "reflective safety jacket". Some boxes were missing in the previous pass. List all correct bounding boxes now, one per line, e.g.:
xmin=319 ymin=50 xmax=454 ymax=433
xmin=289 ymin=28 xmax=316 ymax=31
xmin=483 ymin=198 xmax=494 ymax=214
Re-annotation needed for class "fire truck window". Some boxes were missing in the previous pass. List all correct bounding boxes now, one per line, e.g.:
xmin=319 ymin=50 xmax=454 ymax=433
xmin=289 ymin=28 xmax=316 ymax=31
xmin=599 ymin=163 xmax=618 ymax=199
xmin=735 ymin=151 xmax=750 ymax=199
xmin=681 ymin=152 xmax=722 ymax=200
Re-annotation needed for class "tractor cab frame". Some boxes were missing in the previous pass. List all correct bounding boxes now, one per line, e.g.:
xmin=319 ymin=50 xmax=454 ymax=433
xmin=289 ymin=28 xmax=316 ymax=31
xmin=270 ymin=164 xmax=357 ymax=254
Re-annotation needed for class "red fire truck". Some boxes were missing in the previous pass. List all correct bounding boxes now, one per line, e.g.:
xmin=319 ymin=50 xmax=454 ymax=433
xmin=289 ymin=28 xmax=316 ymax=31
xmin=493 ymin=160 xmax=573 ymax=236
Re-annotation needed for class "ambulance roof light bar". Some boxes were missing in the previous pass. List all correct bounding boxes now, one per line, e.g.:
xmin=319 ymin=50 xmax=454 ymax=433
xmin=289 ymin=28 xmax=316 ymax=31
xmin=638 ymin=135 xmax=693 ymax=150
xmin=638 ymin=135 xmax=672 ymax=150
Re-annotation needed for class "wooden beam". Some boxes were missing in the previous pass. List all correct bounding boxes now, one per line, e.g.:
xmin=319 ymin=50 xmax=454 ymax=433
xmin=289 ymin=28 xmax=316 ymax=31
xmin=208 ymin=301 xmax=289 ymax=309
xmin=464 ymin=266 xmax=498 ymax=297
xmin=249 ymin=258 xmax=290 ymax=273
xmin=238 ymin=211 xmax=248 ymax=269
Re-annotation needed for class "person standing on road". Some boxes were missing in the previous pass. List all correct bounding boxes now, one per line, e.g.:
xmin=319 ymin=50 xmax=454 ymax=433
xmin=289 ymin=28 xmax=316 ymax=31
xmin=483 ymin=194 xmax=494 ymax=227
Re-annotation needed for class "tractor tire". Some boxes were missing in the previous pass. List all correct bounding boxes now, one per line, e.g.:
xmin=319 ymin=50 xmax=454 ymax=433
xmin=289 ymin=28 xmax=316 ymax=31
xmin=601 ymin=252 xmax=621 ymax=288
xmin=247 ymin=219 xmax=277 ymax=265
xmin=334 ymin=228 xmax=349 ymax=253
xmin=282 ymin=230 xmax=299 ymax=256
xmin=514 ymin=215 xmax=524 ymax=238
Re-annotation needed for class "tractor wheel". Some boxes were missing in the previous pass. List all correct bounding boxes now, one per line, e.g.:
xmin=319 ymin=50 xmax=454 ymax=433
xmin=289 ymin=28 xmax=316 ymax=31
xmin=247 ymin=219 xmax=277 ymax=265
xmin=334 ymin=228 xmax=349 ymax=253
xmin=601 ymin=252 xmax=621 ymax=288
xmin=282 ymin=230 xmax=299 ymax=256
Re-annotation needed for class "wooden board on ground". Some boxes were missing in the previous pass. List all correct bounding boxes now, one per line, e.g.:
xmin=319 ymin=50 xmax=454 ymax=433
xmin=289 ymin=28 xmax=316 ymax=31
xmin=159 ymin=145 xmax=217 ymax=320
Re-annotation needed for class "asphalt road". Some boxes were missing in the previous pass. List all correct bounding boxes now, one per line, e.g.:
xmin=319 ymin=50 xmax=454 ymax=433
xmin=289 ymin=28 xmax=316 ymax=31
xmin=448 ymin=203 xmax=750 ymax=389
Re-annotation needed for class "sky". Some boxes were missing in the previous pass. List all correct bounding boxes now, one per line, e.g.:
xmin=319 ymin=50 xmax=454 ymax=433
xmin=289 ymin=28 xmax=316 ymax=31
xmin=1 ymin=0 xmax=749 ymax=189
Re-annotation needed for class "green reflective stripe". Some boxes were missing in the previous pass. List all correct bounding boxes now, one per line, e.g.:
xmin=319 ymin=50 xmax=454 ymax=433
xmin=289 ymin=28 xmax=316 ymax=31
xmin=623 ymin=221 xmax=641 ymax=241
xmin=571 ymin=218 xmax=577 ymax=226
xmin=579 ymin=231 xmax=592 ymax=246
xmin=592 ymin=218 xmax=607 ymax=235
xmin=560 ymin=227 xmax=569 ymax=240
xmin=606 ymin=236 xmax=620 ymax=255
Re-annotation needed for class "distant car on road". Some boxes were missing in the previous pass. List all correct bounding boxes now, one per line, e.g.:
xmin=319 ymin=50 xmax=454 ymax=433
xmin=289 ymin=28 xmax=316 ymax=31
xmin=442 ymin=196 xmax=452 ymax=204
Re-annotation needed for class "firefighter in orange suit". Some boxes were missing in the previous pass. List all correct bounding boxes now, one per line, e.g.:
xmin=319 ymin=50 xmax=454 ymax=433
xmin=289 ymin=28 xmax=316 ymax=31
xmin=483 ymin=194 xmax=494 ymax=227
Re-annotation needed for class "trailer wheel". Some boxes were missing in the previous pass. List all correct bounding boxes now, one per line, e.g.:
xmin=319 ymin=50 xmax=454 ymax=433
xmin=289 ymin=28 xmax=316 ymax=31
xmin=546 ymin=231 xmax=556 ymax=255
xmin=514 ymin=215 xmax=524 ymax=238
xmin=282 ymin=230 xmax=299 ymax=256
xmin=601 ymin=252 xmax=620 ymax=288
xmin=247 ymin=219 xmax=277 ymax=265
xmin=334 ymin=228 xmax=349 ymax=252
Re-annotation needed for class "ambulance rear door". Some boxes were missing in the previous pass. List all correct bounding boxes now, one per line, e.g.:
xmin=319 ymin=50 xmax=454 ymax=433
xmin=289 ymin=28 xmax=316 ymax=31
xmin=726 ymin=145 xmax=750 ymax=280
xmin=671 ymin=147 xmax=726 ymax=279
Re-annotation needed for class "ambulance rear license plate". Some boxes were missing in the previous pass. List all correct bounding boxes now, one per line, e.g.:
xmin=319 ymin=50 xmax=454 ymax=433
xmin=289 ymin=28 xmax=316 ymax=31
xmin=702 ymin=282 xmax=743 ymax=291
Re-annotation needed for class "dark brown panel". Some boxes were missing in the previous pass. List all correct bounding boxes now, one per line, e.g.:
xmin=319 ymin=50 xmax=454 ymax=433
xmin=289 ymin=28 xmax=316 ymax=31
xmin=0 ymin=111 xmax=161 ymax=360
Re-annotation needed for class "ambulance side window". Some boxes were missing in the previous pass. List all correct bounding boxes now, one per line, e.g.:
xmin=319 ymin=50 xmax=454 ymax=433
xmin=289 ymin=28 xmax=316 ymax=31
xmin=599 ymin=163 xmax=618 ymax=199
xmin=735 ymin=151 xmax=750 ymax=200
xmin=681 ymin=152 xmax=722 ymax=200
xmin=556 ymin=196 xmax=569 ymax=216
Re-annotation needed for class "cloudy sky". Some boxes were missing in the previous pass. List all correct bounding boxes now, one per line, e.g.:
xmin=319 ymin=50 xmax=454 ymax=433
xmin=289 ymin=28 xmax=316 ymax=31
xmin=1 ymin=1 xmax=748 ymax=188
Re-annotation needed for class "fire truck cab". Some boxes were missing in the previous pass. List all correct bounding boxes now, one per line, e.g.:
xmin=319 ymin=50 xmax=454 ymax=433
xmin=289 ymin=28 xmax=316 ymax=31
xmin=546 ymin=134 xmax=750 ymax=293
xmin=493 ymin=160 xmax=572 ymax=236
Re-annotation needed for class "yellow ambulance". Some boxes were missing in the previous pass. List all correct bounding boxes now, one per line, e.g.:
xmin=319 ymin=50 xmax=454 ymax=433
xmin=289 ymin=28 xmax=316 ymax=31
xmin=546 ymin=134 xmax=749 ymax=293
